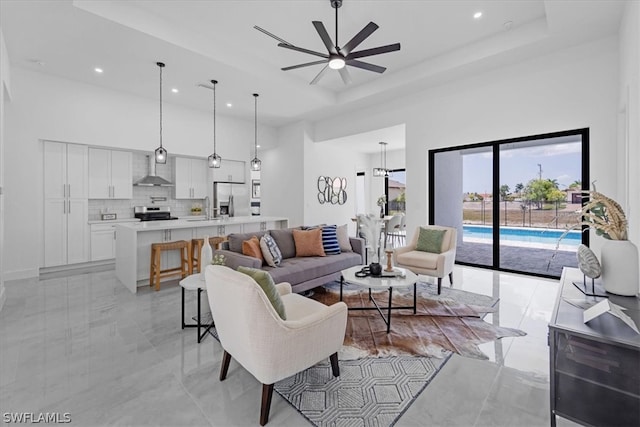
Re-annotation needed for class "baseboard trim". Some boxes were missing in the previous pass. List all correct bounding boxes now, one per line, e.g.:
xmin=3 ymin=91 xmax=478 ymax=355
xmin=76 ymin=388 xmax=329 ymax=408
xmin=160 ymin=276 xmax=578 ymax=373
xmin=39 ymin=260 xmax=115 ymax=280
xmin=4 ymin=268 xmax=39 ymax=281
xmin=0 ymin=285 xmax=6 ymax=313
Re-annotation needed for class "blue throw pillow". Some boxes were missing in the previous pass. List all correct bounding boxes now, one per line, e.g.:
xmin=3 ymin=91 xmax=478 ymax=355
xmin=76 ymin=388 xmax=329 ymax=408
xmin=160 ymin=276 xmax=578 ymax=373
xmin=322 ymin=225 xmax=341 ymax=255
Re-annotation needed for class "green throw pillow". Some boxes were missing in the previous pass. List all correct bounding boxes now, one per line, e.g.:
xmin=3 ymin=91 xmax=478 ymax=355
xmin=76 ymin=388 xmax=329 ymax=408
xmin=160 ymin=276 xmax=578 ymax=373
xmin=416 ymin=227 xmax=446 ymax=254
xmin=237 ymin=266 xmax=287 ymax=320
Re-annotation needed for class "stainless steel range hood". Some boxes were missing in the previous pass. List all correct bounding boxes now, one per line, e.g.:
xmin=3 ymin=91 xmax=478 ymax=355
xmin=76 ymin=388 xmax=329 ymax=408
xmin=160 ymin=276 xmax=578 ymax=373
xmin=133 ymin=155 xmax=174 ymax=187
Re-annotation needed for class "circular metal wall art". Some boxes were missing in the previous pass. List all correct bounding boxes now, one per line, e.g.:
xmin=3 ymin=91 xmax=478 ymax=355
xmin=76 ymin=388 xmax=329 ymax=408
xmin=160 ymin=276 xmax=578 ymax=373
xmin=317 ymin=176 xmax=347 ymax=205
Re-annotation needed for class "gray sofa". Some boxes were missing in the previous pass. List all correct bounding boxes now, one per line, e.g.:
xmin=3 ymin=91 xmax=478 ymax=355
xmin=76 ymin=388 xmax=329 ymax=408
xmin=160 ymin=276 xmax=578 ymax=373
xmin=214 ymin=227 xmax=365 ymax=293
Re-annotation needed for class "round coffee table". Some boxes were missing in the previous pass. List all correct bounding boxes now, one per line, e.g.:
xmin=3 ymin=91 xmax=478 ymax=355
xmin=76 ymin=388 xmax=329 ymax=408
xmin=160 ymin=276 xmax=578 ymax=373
xmin=340 ymin=265 xmax=419 ymax=333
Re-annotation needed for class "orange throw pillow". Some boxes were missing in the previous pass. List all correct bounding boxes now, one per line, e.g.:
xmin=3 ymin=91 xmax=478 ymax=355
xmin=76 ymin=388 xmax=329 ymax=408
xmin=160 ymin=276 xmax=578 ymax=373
xmin=292 ymin=228 xmax=326 ymax=257
xmin=242 ymin=236 xmax=264 ymax=263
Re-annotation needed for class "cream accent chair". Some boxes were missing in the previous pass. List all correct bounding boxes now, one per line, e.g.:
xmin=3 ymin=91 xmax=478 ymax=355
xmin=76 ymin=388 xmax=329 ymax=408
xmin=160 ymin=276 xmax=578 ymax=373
xmin=205 ymin=265 xmax=348 ymax=426
xmin=393 ymin=225 xmax=457 ymax=294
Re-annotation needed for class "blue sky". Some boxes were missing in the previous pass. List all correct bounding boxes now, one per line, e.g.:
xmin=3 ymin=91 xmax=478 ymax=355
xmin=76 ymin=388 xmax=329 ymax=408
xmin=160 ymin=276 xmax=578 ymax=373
xmin=462 ymin=142 xmax=582 ymax=194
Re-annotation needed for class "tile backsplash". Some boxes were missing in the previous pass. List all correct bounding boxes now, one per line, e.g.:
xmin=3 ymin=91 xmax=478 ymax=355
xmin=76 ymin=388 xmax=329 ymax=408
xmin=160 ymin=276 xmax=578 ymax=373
xmin=88 ymin=152 xmax=205 ymax=221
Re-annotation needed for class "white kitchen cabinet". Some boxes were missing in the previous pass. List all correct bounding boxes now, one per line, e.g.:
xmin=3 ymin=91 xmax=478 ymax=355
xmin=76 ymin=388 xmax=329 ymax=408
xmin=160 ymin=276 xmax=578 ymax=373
xmin=91 ymin=224 xmax=116 ymax=261
xmin=174 ymin=157 xmax=208 ymax=199
xmin=135 ymin=228 xmax=194 ymax=282
xmin=212 ymin=159 xmax=245 ymax=183
xmin=43 ymin=142 xmax=89 ymax=267
xmin=88 ymin=148 xmax=132 ymax=199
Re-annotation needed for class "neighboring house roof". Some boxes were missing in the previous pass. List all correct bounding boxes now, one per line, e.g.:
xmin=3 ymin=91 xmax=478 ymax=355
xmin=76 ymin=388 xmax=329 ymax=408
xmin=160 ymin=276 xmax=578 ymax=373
xmin=387 ymin=179 xmax=405 ymax=189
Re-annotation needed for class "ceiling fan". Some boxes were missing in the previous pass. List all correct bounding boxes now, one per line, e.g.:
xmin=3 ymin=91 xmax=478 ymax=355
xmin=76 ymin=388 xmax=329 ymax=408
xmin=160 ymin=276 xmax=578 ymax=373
xmin=255 ymin=0 xmax=401 ymax=85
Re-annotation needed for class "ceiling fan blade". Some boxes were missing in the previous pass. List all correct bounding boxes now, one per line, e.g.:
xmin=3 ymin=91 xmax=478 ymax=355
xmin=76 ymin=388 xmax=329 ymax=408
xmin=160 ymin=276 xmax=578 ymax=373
xmin=347 ymin=43 xmax=401 ymax=60
xmin=346 ymin=59 xmax=386 ymax=73
xmin=278 ymin=42 xmax=328 ymax=59
xmin=254 ymin=25 xmax=294 ymax=46
xmin=312 ymin=21 xmax=337 ymax=54
xmin=282 ymin=60 xmax=328 ymax=71
xmin=338 ymin=67 xmax=352 ymax=85
xmin=341 ymin=22 xmax=379 ymax=55
xmin=310 ymin=65 xmax=330 ymax=85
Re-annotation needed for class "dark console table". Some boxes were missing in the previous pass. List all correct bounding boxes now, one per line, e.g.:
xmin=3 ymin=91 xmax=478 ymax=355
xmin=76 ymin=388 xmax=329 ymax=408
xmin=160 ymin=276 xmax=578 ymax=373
xmin=549 ymin=268 xmax=640 ymax=426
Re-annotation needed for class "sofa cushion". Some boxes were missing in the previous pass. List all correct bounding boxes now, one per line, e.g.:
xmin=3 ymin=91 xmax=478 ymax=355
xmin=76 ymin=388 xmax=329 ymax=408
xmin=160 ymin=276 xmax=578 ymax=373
xmin=270 ymin=229 xmax=296 ymax=259
xmin=263 ymin=252 xmax=362 ymax=286
xmin=237 ymin=266 xmax=286 ymax=320
xmin=416 ymin=227 xmax=446 ymax=254
xmin=228 ymin=231 xmax=268 ymax=253
xmin=321 ymin=225 xmax=341 ymax=255
xmin=260 ymin=234 xmax=282 ymax=267
xmin=242 ymin=236 xmax=263 ymax=263
xmin=336 ymin=224 xmax=353 ymax=252
xmin=396 ymin=250 xmax=439 ymax=270
xmin=293 ymin=228 xmax=325 ymax=257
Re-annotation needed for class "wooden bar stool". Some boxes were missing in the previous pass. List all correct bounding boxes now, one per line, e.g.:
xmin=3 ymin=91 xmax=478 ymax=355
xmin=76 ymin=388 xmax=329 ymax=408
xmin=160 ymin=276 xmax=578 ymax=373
xmin=191 ymin=236 xmax=227 ymax=273
xmin=149 ymin=240 xmax=191 ymax=291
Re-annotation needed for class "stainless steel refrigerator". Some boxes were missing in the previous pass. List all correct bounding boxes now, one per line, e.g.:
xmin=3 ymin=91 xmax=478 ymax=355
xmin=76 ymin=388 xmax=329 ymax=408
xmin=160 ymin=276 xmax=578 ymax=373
xmin=213 ymin=182 xmax=249 ymax=217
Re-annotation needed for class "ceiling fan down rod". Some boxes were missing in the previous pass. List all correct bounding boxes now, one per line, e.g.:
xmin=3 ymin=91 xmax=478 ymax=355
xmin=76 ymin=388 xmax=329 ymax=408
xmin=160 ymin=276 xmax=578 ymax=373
xmin=331 ymin=0 xmax=342 ymax=49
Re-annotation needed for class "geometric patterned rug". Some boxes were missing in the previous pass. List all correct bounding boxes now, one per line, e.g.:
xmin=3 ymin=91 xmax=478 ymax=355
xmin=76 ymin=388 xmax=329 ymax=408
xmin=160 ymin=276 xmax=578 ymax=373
xmin=273 ymin=354 xmax=448 ymax=427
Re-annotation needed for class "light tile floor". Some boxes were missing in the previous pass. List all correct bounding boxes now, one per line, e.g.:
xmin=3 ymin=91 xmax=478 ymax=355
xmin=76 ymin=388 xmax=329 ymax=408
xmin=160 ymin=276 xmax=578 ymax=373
xmin=0 ymin=265 xmax=577 ymax=426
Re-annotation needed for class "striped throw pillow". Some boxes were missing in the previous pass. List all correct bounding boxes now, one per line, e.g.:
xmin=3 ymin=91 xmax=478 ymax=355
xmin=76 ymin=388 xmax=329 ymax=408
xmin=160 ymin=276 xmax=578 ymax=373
xmin=321 ymin=225 xmax=341 ymax=255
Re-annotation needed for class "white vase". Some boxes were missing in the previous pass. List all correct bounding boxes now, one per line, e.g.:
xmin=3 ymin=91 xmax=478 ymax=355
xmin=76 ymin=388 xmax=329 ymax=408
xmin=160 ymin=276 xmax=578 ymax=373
xmin=600 ymin=239 xmax=639 ymax=296
xmin=200 ymin=235 xmax=213 ymax=280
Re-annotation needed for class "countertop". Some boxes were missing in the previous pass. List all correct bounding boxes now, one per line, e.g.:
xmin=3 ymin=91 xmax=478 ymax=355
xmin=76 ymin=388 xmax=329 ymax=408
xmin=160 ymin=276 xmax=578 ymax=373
xmin=88 ymin=218 xmax=141 ymax=225
xmin=115 ymin=216 xmax=288 ymax=231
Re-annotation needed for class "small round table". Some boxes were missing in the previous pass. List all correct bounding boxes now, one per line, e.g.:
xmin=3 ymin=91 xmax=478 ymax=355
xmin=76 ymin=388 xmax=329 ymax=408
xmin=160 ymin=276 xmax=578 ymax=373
xmin=179 ymin=273 xmax=214 ymax=343
xmin=340 ymin=265 xmax=419 ymax=333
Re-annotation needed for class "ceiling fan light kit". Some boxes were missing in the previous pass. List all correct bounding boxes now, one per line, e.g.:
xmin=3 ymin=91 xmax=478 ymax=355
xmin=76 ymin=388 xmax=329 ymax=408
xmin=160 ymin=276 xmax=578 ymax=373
xmin=255 ymin=0 xmax=400 ymax=85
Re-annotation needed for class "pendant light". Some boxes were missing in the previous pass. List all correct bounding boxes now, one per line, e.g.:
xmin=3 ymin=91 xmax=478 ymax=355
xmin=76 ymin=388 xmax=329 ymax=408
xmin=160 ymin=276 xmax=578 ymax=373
xmin=154 ymin=62 xmax=168 ymax=164
xmin=207 ymin=80 xmax=222 ymax=168
xmin=250 ymin=93 xmax=261 ymax=171
xmin=373 ymin=141 xmax=388 ymax=177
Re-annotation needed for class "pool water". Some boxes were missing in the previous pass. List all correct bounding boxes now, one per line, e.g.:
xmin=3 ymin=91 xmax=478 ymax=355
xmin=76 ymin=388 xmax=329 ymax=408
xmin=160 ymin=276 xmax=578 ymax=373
xmin=463 ymin=225 xmax=581 ymax=247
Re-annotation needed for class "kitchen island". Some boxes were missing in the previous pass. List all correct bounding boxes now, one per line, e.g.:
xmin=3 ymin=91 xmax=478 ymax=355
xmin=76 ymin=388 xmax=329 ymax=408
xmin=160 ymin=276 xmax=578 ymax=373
xmin=115 ymin=216 xmax=288 ymax=293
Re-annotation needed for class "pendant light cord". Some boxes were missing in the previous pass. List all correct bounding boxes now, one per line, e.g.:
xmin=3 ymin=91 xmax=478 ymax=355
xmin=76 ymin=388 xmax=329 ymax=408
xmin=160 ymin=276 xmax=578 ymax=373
xmin=159 ymin=63 xmax=163 ymax=149
xmin=254 ymin=93 xmax=258 ymax=158
xmin=213 ymin=80 xmax=217 ymax=153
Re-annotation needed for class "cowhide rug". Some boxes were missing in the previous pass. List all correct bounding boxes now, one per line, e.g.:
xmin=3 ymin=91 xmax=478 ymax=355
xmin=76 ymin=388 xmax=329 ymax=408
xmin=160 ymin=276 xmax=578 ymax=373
xmin=312 ymin=282 xmax=526 ymax=360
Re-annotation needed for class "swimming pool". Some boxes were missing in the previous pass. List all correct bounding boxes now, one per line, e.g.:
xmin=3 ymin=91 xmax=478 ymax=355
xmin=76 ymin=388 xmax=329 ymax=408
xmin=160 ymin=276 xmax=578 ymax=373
xmin=463 ymin=225 xmax=581 ymax=247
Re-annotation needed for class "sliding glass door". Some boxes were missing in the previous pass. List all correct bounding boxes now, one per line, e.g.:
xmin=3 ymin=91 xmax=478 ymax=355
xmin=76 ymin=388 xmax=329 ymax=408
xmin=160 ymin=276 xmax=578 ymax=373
xmin=430 ymin=129 xmax=588 ymax=278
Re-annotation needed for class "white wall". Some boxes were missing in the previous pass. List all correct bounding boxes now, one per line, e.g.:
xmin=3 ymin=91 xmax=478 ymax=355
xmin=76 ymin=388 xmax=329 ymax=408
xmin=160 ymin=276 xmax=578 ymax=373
xmin=619 ymin=0 xmax=640 ymax=259
xmin=260 ymin=121 xmax=306 ymax=227
xmin=0 ymin=27 xmax=11 ymax=310
xmin=4 ymin=68 xmax=276 ymax=279
xmin=312 ymin=37 xmax=620 ymax=254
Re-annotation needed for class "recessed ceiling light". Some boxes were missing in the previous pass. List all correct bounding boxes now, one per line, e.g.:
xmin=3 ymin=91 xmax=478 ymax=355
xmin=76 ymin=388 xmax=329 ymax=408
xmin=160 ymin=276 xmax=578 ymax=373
xmin=226 ymin=103 xmax=232 ymax=107
xmin=473 ymin=12 xmax=483 ymax=19
xmin=94 ymin=67 xmax=103 ymax=73
xmin=171 ymin=88 xmax=179 ymax=93
xmin=256 ymin=145 xmax=261 ymax=148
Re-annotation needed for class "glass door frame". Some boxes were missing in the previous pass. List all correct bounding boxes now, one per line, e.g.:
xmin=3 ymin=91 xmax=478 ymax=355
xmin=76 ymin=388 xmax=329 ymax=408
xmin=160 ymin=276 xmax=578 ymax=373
xmin=384 ymin=168 xmax=406 ymax=216
xmin=428 ymin=128 xmax=590 ymax=279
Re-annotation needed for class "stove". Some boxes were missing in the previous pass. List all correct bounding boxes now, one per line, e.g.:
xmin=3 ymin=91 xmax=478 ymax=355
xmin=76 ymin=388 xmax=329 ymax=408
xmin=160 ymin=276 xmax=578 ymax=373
xmin=134 ymin=206 xmax=179 ymax=221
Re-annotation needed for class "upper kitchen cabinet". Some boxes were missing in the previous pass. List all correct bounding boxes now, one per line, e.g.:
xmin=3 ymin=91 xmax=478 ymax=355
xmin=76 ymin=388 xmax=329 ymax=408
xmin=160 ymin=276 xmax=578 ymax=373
xmin=212 ymin=159 xmax=245 ymax=183
xmin=174 ymin=157 xmax=208 ymax=199
xmin=88 ymin=148 xmax=133 ymax=199
xmin=43 ymin=141 xmax=89 ymax=267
